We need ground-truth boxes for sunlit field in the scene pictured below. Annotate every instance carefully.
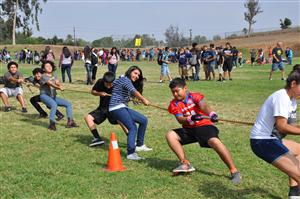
[1,58,299,198]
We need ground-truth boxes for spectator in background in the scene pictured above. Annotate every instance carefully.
[232,47,239,68]
[268,46,273,64]
[189,43,201,81]
[222,42,234,80]
[91,48,99,83]
[59,46,74,83]
[250,49,256,66]
[269,42,285,81]
[285,47,293,65]
[108,47,120,74]
[83,45,93,85]
[42,46,55,63]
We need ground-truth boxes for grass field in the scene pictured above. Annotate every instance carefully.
[0,58,300,199]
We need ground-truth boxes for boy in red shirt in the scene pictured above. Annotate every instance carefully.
[166,78,241,184]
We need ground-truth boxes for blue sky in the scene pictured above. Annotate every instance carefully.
[31,0,300,42]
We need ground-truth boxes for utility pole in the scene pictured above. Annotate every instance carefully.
[73,26,76,46]
[189,29,192,47]
[12,0,19,45]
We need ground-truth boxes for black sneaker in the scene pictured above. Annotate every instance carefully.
[289,186,300,199]
[4,106,11,112]
[48,122,56,131]
[66,119,79,128]
[56,113,64,121]
[21,107,28,113]
[89,138,105,147]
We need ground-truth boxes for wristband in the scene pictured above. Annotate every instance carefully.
[209,111,216,118]
[186,115,193,125]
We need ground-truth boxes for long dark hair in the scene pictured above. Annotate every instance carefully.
[125,65,144,93]
[110,47,118,56]
[62,46,71,58]
[285,64,300,89]
[84,45,91,60]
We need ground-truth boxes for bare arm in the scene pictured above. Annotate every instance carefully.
[132,91,150,105]
[46,80,63,90]
[275,116,300,135]
[91,90,109,97]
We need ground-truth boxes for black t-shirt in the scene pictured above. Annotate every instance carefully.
[92,79,113,109]
[272,47,283,63]
[223,48,233,62]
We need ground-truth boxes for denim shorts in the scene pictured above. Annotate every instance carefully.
[250,139,289,164]
[161,64,170,75]
[271,62,284,71]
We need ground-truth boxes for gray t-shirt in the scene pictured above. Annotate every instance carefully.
[4,71,23,88]
[39,74,58,98]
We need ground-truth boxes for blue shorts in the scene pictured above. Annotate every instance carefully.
[161,64,170,76]
[272,62,284,71]
[250,139,289,164]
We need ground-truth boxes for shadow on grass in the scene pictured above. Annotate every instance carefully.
[0,106,17,111]
[71,134,127,152]
[142,158,179,172]
[198,181,282,199]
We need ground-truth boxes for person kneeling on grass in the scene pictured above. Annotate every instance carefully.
[25,68,64,119]
[84,71,128,147]
[0,61,27,112]
[39,61,78,131]
[166,78,241,184]
[109,66,152,161]
[250,67,300,199]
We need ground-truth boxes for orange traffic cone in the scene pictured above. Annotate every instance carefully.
[104,132,126,172]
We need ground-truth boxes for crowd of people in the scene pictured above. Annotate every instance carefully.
[0,41,299,198]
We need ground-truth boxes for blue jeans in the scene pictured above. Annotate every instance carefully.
[61,64,72,83]
[85,63,93,85]
[110,107,148,155]
[194,64,200,80]
[108,63,118,74]
[40,94,73,122]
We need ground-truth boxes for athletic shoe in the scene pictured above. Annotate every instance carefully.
[230,172,242,185]
[89,138,105,147]
[127,153,145,160]
[136,145,153,152]
[289,186,300,199]
[289,195,300,199]
[48,122,56,131]
[159,80,163,83]
[4,106,11,112]
[66,120,79,128]
[21,107,28,113]
[269,78,272,80]
[172,163,195,173]
[282,77,286,81]
[56,113,64,121]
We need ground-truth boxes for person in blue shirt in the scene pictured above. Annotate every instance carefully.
[109,66,152,161]
[285,47,293,65]
[178,48,191,80]
[159,47,173,83]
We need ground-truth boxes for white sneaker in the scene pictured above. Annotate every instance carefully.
[136,145,153,152]
[127,153,145,160]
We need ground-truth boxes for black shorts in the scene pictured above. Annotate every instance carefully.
[222,61,233,72]
[174,125,219,148]
[89,108,118,125]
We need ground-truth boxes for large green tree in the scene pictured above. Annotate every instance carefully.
[244,0,263,37]
[1,0,47,45]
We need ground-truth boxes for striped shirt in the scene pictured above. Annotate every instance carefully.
[109,76,137,111]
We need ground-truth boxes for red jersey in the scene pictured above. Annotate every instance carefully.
[168,92,213,128]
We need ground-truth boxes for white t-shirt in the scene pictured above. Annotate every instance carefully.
[250,89,297,139]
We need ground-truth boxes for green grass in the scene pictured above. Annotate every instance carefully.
[0,58,300,199]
